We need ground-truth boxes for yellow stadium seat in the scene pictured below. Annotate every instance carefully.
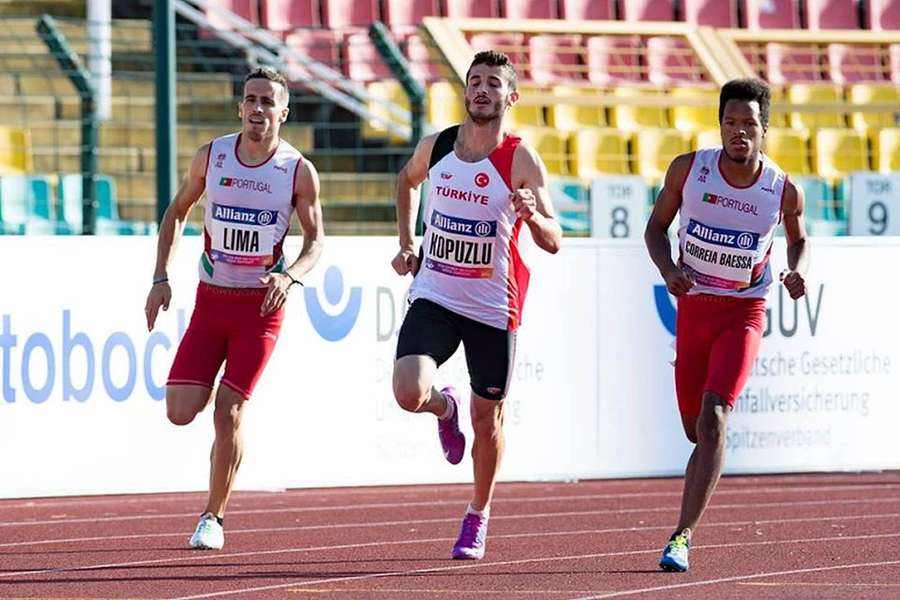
[764,127,811,176]
[694,128,721,150]
[427,80,465,130]
[848,84,899,131]
[871,127,900,173]
[633,128,691,183]
[611,87,668,133]
[362,80,410,143]
[516,126,569,176]
[812,128,868,183]
[768,86,788,128]
[0,126,31,174]
[547,85,606,132]
[508,84,546,129]
[670,87,719,132]
[787,83,844,130]
[570,128,630,178]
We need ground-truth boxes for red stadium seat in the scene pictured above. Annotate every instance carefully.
[383,0,440,36]
[587,36,642,85]
[890,44,900,84]
[204,0,259,32]
[322,0,377,30]
[620,0,675,21]
[827,43,887,84]
[284,29,340,79]
[344,32,392,82]
[560,0,615,20]
[444,0,500,18]
[259,0,318,32]
[867,0,900,29]
[647,36,704,86]
[682,0,737,27]
[804,0,859,29]
[742,0,799,29]
[469,32,527,67]
[503,0,558,19]
[528,34,584,85]
[405,33,443,82]
[766,42,822,85]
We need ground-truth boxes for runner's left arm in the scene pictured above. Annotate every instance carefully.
[511,142,561,254]
[780,179,809,299]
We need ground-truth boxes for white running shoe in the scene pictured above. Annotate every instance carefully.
[189,512,224,550]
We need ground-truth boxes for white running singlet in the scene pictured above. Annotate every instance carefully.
[200,133,302,288]
[678,147,786,298]
[409,126,530,330]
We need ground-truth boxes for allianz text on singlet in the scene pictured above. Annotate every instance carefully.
[409,127,530,330]
[678,147,786,298]
[201,133,302,288]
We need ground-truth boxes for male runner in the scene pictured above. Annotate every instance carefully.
[390,50,561,560]
[644,78,809,572]
[144,67,324,550]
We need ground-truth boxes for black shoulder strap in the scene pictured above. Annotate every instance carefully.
[428,125,459,170]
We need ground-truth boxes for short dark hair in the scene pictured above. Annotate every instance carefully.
[465,50,517,90]
[719,78,770,126]
[244,67,289,103]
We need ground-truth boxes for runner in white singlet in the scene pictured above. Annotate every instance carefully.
[390,51,562,560]
[143,68,324,551]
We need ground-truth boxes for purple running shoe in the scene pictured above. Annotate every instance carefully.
[451,511,489,559]
[438,386,465,465]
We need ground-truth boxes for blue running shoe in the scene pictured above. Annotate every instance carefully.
[659,529,690,572]
[437,386,465,465]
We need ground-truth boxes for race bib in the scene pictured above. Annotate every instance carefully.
[425,209,495,278]
[208,202,277,266]
[681,218,759,289]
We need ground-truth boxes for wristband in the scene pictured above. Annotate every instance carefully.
[152,276,168,285]
[285,272,303,287]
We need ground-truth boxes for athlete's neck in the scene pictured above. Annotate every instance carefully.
[455,118,505,162]
[719,150,762,187]
[237,132,279,166]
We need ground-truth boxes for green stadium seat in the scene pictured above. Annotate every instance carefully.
[57,174,155,235]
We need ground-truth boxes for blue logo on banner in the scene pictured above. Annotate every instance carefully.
[653,285,677,336]
[212,202,275,226]
[431,209,496,237]
[687,219,759,250]
[304,266,362,342]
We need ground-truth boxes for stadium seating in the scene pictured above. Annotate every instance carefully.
[469,32,527,68]
[205,0,259,30]
[890,44,900,84]
[0,126,31,174]
[503,0,558,19]
[804,0,859,30]
[516,126,569,175]
[827,43,887,85]
[405,34,445,82]
[570,128,630,177]
[646,36,704,86]
[560,0,615,20]
[694,128,722,150]
[283,29,341,79]
[382,0,440,36]
[871,127,900,172]
[611,87,668,132]
[427,80,465,129]
[344,33,393,82]
[682,0,737,27]
[0,175,55,234]
[633,128,691,183]
[813,128,868,183]
[362,80,410,142]
[766,43,822,85]
[742,0,799,28]
[787,83,845,129]
[528,34,584,85]
[764,127,811,176]
[322,0,377,30]
[508,84,547,128]
[444,0,500,18]
[547,86,606,131]
[867,0,900,30]
[57,174,154,235]
[847,84,898,130]
[620,0,675,21]
[586,35,641,86]
[670,87,719,132]
[260,0,318,31]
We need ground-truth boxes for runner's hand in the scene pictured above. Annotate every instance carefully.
[392,248,419,276]
[259,273,292,316]
[511,188,538,222]
[780,270,807,299]
[144,281,171,331]
[663,267,695,297]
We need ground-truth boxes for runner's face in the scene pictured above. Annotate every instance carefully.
[239,78,288,142]
[720,99,766,163]
[464,64,517,124]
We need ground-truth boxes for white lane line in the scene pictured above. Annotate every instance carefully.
[571,559,900,599]
[1,507,897,550]
[163,534,900,600]
[2,484,898,528]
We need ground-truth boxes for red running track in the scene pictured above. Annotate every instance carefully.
[0,472,898,599]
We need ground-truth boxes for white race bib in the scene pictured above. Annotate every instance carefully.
[209,202,276,266]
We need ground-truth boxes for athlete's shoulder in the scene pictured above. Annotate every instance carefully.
[668,151,697,176]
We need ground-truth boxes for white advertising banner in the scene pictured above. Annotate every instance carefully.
[0,236,898,498]
[848,172,900,236]
[590,175,648,239]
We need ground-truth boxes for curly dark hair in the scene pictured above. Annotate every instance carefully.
[719,78,770,126]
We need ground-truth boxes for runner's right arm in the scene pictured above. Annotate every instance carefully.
[144,144,210,331]
[644,153,695,297]
[392,134,437,276]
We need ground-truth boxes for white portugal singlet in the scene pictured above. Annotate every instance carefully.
[678,147,786,298]
[409,126,530,331]
[200,133,302,288]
